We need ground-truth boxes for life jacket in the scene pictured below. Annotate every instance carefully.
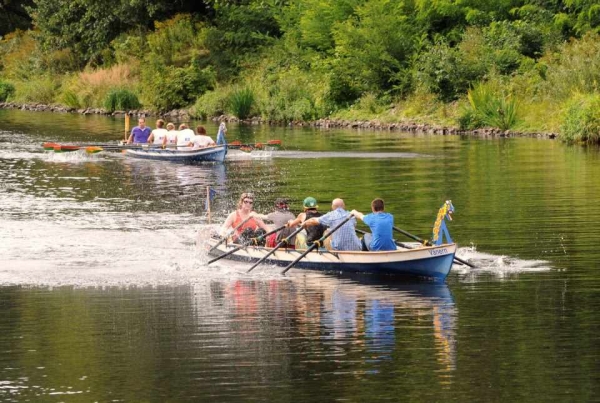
[232,211,259,240]
[305,209,325,244]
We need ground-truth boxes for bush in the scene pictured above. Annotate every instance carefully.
[560,93,600,143]
[104,88,141,112]
[0,80,15,101]
[13,76,60,104]
[141,62,216,111]
[228,87,255,119]
[189,88,230,119]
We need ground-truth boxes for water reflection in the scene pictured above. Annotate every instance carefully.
[194,274,457,381]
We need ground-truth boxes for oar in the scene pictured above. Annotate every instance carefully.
[228,139,282,149]
[281,214,354,275]
[247,226,305,273]
[393,226,474,268]
[207,224,287,265]
[208,215,254,255]
[355,228,415,250]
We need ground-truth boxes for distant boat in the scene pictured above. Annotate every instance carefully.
[206,238,457,281]
[124,145,227,163]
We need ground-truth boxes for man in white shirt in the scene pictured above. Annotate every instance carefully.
[188,125,216,149]
[176,123,196,146]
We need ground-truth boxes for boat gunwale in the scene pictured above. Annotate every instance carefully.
[209,237,456,257]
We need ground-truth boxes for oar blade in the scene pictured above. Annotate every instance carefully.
[85,146,104,154]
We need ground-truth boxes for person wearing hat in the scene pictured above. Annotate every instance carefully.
[286,197,326,249]
[252,198,296,247]
[303,198,361,251]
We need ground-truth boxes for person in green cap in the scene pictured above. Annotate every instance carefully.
[286,196,325,249]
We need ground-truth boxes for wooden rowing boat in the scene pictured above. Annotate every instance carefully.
[206,237,457,281]
[124,145,227,163]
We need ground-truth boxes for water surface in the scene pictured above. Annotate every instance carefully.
[0,110,599,401]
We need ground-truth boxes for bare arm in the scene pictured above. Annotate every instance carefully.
[251,211,269,221]
[303,217,320,227]
[286,212,306,228]
[219,212,236,237]
[350,209,364,221]
[255,217,270,232]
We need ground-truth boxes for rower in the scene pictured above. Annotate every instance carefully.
[351,198,396,251]
[176,123,195,147]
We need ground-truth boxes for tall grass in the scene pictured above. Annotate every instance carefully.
[463,82,519,130]
[560,93,600,143]
[62,64,138,109]
[104,88,141,112]
[13,76,60,104]
[228,87,255,119]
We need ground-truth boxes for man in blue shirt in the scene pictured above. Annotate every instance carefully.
[303,198,361,251]
[351,198,396,251]
[127,117,152,144]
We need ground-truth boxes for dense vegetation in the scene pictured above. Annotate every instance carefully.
[1,0,600,143]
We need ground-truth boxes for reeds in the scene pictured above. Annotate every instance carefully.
[465,82,519,130]
[228,87,255,119]
[104,88,141,112]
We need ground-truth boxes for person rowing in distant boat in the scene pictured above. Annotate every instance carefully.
[303,198,361,251]
[252,198,296,248]
[177,123,195,147]
[351,198,396,251]
[216,122,227,145]
[285,197,326,249]
[220,192,270,245]
[188,125,216,149]
[126,117,152,144]
[148,119,168,147]
[165,122,178,146]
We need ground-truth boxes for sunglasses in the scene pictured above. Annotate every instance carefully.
[243,200,254,204]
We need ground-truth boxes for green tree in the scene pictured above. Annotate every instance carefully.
[27,0,207,64]
[0,0,33,36]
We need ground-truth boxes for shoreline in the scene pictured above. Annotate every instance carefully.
[0,101,558,140]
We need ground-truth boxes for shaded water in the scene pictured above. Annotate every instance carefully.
[0,110,599,401]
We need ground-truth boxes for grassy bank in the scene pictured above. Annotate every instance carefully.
[2,2,600,144]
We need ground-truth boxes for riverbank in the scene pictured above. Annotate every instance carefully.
[0,101,558,140]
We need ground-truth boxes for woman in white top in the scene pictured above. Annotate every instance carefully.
[148,119,168,146]
[177,123,196,147]
[165,122,178,146]
[188,125,216,149]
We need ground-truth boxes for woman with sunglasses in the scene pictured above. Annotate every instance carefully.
[220,193,269,244]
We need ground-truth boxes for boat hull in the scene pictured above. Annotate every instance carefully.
[207,238,456,281]
[125,145,227,163]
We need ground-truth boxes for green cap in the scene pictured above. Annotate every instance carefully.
[303,197,318,209]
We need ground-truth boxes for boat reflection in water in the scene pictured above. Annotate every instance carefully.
[192,272,457,385]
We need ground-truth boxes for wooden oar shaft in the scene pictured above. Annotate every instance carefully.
[207,223,287,266]
[247,226,304,273]
[281,214,354,275]
[207,244,246,265]
[355,228,414,250]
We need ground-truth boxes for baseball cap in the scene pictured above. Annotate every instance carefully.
[303,197,318,209]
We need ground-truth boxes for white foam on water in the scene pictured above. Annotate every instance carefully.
[226,149,273,160]
[452,245,553,280]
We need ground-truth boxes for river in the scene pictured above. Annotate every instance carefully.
[0,109,599,402]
